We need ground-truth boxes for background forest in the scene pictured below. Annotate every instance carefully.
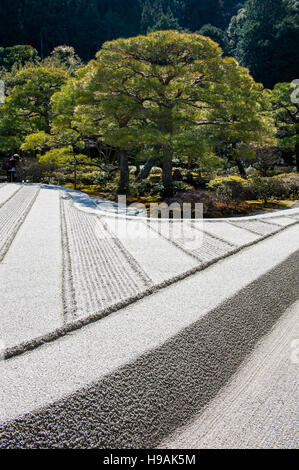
[0,1,299,217]
[1,0,298,87]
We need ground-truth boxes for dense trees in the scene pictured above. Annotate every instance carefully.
[0,1,298,89]
[182,0,225,30]
[231,0,299,88]
[0,0,142,59]
[0,2,298,191]
[0,45,39,69]
[271,82,299,171]
[15,31,276,195]
[1,1,297,89]
[0,67,68,153]
[0,1,241,60]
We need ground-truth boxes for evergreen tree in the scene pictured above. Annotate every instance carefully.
[234,0,299,88]
[150,5,180,31]
[141,0,180,33]
[199,24,230,54]
[182,0,225,30]
[141,0,155,33]
[223,1,245,25]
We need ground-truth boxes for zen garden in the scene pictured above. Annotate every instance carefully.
[0,0,298,453]
[0,8,298,219]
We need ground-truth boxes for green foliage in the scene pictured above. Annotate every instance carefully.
[247,175,284,203]
[0,66,69,154]
[271,82,299,171]
[42,46,83,74]
[232,0,299,87]
[207,172,299,203]
[0,45,39,69]
[1,1,297,91]
[172,181,191,192]
[207,175,247,191]
[39,147,88,168]
[207,175,250,202]
[199,24,230,54]
[78,30,274,194]
[92,171,111,186]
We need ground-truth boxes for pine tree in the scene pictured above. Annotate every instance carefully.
[235,0,299,87]
[182,0,225,30]
[150,5,180,31]
[141,0,155,33]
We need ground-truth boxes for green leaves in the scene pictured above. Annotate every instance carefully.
[0,66,69,153]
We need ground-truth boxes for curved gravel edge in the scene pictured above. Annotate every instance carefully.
[1,250,298,448]
[3,214,299,361]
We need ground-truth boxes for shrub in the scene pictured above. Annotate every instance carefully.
[274,174,299,198]
[207,176,251,203]
[92,171,111,186]
[172,181,191,193]
[77,172,97,185]
[150,167,162,175]
[254,147,281,176]
[165,190,215,206]
[207,175,247,191]
[286,177,299,198]
[16,159,54,183]
[129,181,152,197]
[248,174,299,201]
[165,191,215,215]
[151,183,165,196]
[246,166,260,177]
[248,176,277,203]
[105,182,119,193]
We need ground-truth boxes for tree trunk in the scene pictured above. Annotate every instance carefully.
[137,157,156,180]
[162,147,173,197]
[235,159,247,179]
[74,161,77,190]
[296,126,299,172]
[119,150,129,194]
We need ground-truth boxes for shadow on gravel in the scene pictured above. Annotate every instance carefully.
[1,250,299,449]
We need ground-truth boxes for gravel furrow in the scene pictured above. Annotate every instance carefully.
[0,185,22,209]
[228,219,281,236]
[191,233,235,262]
[190,222,237,248]
[266,216,298,227]
[148,220,235,263]
[60,194,77,323]
[0,186,40,262]
[145,220,204,262]
[62,196,152,319]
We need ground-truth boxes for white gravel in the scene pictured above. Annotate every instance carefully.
[161,300,299,449]
[0,187,63,349]
[0,183,20,207]
[0,183,298,448]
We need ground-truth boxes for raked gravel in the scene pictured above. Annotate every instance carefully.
[0,183,298,448]
[161,299,299,449]
[0,187,63,349]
